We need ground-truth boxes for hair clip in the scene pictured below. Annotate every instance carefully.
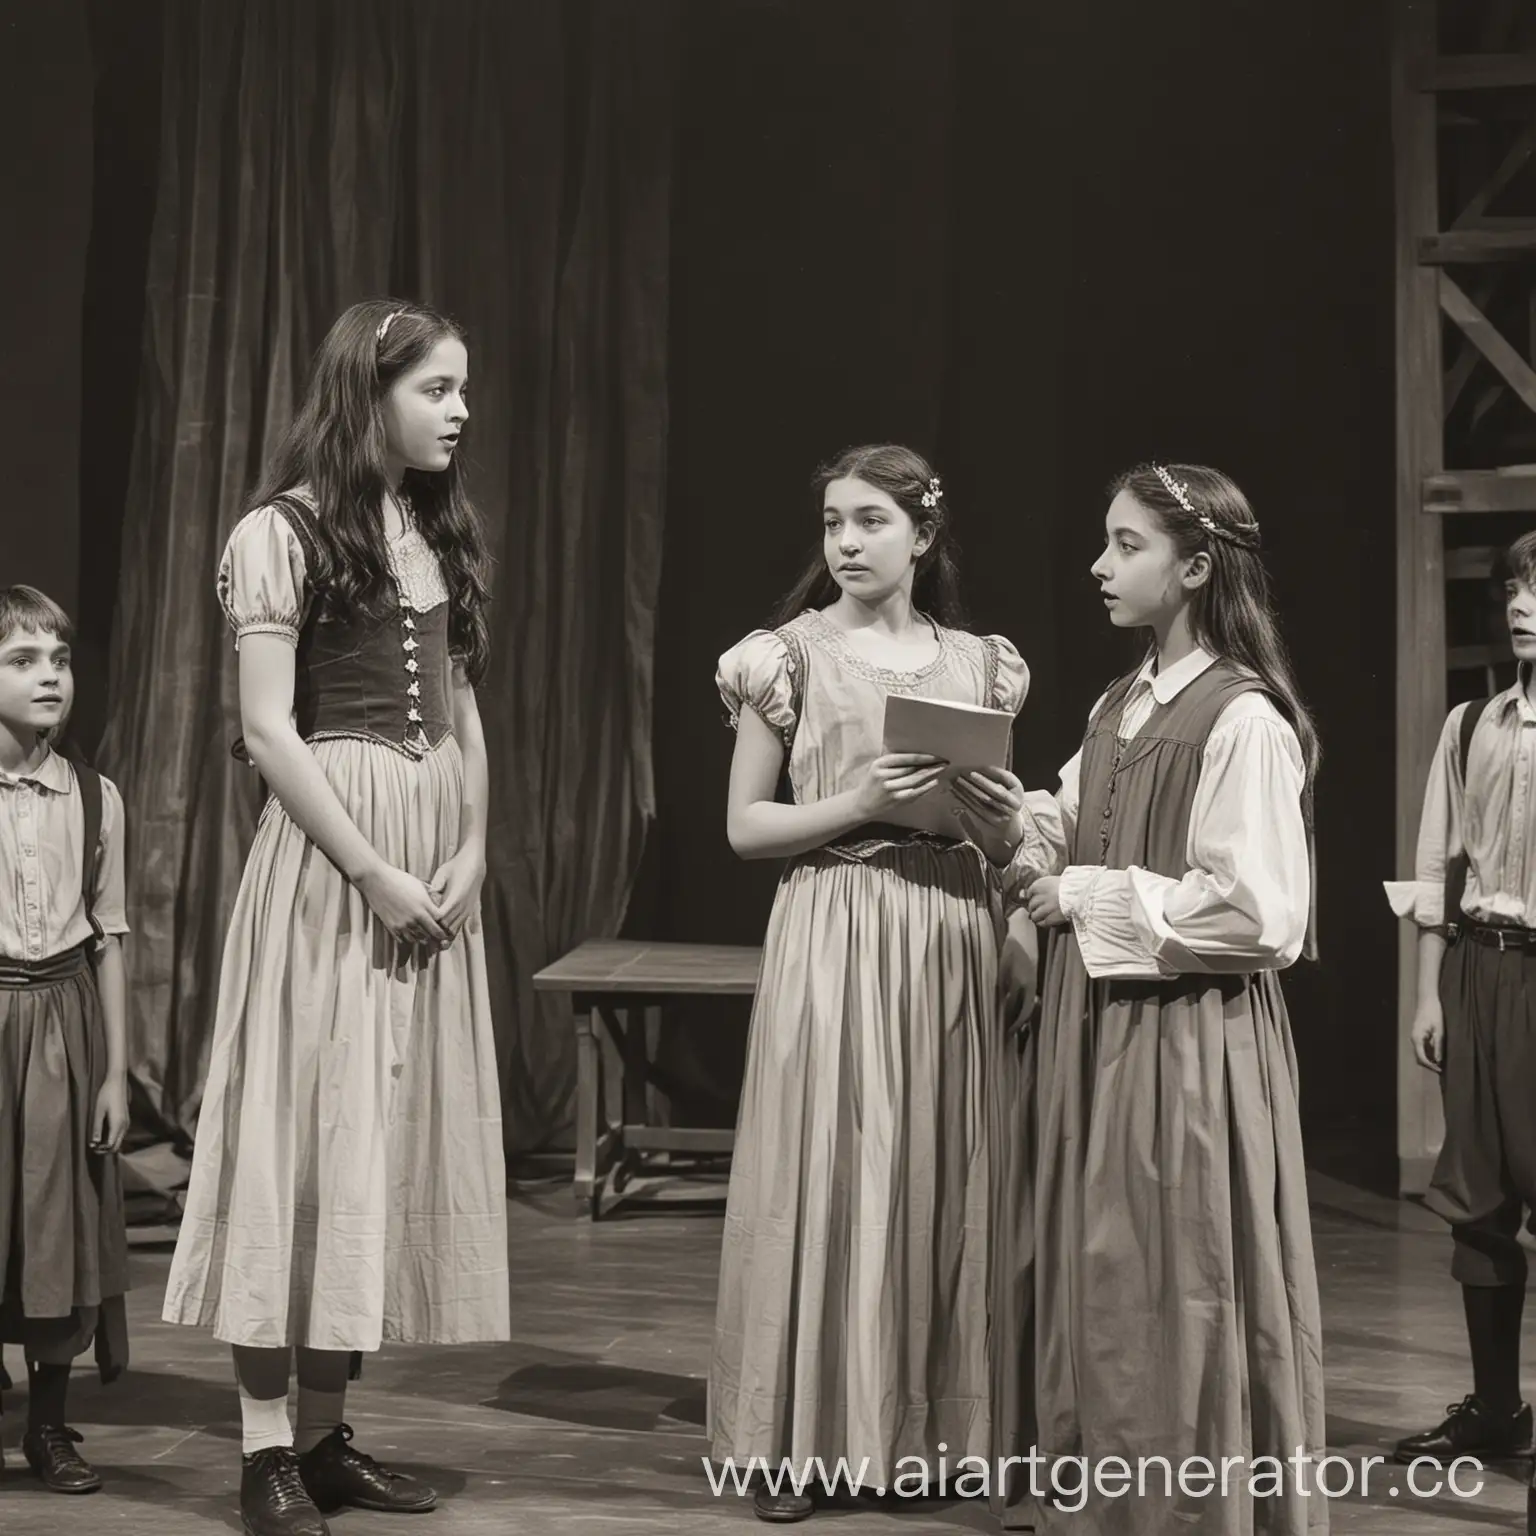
[376,309,405,344]
[920,476,943,510]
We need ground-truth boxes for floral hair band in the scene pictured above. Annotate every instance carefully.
[1151,462,1259,545]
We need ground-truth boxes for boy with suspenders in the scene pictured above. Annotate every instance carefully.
[1387,532,1536,1515]
[0,586,131,1494]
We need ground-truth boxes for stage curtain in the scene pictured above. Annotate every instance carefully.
[96,0,677,1162]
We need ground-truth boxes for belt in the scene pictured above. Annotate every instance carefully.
[829,821,960,848]
[0,942,92,991]
[1460,922,1536,954]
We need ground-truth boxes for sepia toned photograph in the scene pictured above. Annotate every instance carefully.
[2,1,1536,1532]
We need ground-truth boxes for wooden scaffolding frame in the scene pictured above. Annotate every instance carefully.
[1394,0,1536,1192]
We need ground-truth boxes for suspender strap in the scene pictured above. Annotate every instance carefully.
[1443,696,1491,942]
[74,760,105,946]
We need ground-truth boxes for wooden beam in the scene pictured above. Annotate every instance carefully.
[1420,227,1536,263]
[1394,0,1446,1199]
[1445,546,1495,579]
[1443,101,1536,127]
[1445,545,1497,580]
[623,1127,734,1153]
[1423,467,1536,513]
[1424,54,1536,90]
[1444,273,1500,414]
[1438,273,1536,415]
[1446,345,1482,415]
[1451,116,1536,229]
[1448,644,1501,670]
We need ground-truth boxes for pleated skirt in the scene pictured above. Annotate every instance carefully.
[708,838,1020,1488]
[162,735,509,1352]
[992,928,1327,1535]
[0,959,130,1377]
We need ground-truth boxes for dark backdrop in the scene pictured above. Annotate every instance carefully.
[632,0,1397,1180]
[6,0,1396,1173]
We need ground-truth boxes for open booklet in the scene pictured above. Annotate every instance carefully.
[877,693,1014,835]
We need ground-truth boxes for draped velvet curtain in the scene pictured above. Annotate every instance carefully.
[98,0,677,1158]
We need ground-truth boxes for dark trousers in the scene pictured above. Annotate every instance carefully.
[1429,932,1536,1287]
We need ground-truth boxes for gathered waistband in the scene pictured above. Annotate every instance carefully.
[827,821,964,850]
[0,942,92,991]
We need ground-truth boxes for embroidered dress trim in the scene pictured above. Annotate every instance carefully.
[799,609,953,689]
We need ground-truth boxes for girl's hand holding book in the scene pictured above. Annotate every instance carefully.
[952,767,1026,864]
[853,753,948,820]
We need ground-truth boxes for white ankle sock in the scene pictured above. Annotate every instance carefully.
[294,1386,347,1455]
[239,1386,293,1455]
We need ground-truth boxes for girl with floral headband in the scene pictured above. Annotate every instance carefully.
[708,443,1033,1521]
[161,299,507,1536]
[958,462,1326,1534]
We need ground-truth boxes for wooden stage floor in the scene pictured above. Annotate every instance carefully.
[0,1164,1531,1534]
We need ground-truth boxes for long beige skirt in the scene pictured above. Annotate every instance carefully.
[162,735,509,1352]
[708,838,1019,1489]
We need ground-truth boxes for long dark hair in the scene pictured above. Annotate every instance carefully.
[248,298,493,685]
[768,443,967,629]
[1112,462,1321,792]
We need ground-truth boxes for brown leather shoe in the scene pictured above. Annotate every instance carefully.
[240,1447,331,1536]
[298,1424,436,1514]
[21,1425,102,1494]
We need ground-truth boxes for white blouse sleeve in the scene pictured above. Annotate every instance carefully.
[1382,704,1463,930]
[1059,692,1310,979]
[999,694,1103,909]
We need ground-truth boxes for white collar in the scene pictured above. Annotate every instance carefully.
[1129,645,1218,705]
[0,746,74,793]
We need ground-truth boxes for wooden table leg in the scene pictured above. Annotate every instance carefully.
[600,1002,642,1196]
[573,1000,602,1218]
[623,1003,650,1126]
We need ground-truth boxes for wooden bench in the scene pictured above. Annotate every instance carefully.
[532,939,762,1217]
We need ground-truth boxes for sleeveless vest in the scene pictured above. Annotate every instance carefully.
[232,494,454,763]
[1075,661,1267,875]
[1073,657,1321,963]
